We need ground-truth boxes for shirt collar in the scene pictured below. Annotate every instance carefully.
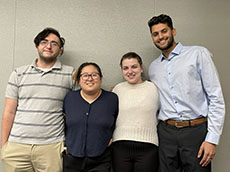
[30,58,62,71]
[160,42,183,61]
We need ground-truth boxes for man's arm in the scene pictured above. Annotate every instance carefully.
[1,98,18,146]
[197,47,225,166]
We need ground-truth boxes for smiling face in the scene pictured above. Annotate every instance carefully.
[151,23,176,53]
[79,65,102,95]
[121,58,143,85]
[36,33,62,64]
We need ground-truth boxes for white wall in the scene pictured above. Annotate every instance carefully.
[0,0,229,171]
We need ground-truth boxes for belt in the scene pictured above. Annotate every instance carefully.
[164,117,207,128]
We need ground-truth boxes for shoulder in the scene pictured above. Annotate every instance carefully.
[112,82,129,94]
[60,64,75,73]
[13,64,31,75]
[149,56,161,66]
[182,45,211,55]
[101,89,118,100]
[148,56,162,75]
[113,81,127,89]
[64,90,80,100]
[180,45,213,64]
[144,80,158,89]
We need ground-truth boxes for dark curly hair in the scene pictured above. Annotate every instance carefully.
[148,14,173,33]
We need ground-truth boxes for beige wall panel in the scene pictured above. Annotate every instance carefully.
[0,0,16,170]
[0,1,16,123]
[0,0,15,106]
[13,0,156,89]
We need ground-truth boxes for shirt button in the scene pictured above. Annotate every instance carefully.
[86,112,89,115]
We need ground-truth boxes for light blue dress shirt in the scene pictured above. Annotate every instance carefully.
[148,43,225,145]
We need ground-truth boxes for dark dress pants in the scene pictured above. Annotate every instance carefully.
[158,121,211,172]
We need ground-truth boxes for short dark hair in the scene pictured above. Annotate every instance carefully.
[120,52,143,67]
[34,27,65,54]
[73,62,103,85]
[148,14,173,32]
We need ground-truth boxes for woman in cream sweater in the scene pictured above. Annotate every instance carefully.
[112,52,159,172]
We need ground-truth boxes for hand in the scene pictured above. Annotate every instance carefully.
[197,141,216,167]
[1,140,7,147]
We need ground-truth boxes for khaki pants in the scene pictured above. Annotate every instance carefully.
[1,141,64,172]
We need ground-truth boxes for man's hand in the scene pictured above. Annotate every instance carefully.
[197,141,216,167]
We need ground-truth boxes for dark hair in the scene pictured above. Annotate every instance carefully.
[148,14,173,32]
[34,27,65,54]
[73,62,103,85]
[120,52,143,67]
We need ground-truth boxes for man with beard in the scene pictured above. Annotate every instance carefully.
[1,28,74,172]
[147,14,225,172]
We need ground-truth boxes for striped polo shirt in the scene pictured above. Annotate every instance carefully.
[6,59,74,144]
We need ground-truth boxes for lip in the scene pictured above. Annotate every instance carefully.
[158,38,168,44]
[159,40,166,45]
[85,82,95,86]
[127,73,136,79]
[43,50,52,53]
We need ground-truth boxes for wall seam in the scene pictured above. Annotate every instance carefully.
[12,0,17,70]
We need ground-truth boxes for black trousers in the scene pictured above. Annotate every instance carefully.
[158,121,211,172]
[112,140,159,172]
[63,147,111,172]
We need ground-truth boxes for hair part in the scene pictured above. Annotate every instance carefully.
[148,14,173,33]
[73,62,103,85]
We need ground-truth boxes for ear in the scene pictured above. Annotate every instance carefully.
[172,28,176,37]
[141,64,144,72]
[59,47,63,55]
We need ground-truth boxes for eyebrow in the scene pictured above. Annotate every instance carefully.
[43,39,59,44]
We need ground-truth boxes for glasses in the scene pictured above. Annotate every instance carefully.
[40,40,60,48]
[80,72,100,80]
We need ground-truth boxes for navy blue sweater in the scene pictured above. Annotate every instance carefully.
[63,89,118,157]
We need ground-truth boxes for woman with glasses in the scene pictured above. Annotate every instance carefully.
[63,62,118,172]
[112,52,159,172]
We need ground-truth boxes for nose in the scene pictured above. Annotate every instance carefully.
[128,68,132,74]
[158,32,164,39]
[46,43,52,48]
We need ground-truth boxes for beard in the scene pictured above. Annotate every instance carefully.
[155,34,175,51]
[39,55,57,63]
[38,51,59,63]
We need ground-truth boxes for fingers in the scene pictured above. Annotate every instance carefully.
[200,153,213,167]
[198,142,216,167]
[197,143,204,158]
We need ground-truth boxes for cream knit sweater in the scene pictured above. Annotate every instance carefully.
[112,81,159,146]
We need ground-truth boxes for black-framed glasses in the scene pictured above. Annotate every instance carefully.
[80,72,100,80]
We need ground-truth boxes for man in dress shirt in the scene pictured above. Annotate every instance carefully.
[147,14,225,172]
